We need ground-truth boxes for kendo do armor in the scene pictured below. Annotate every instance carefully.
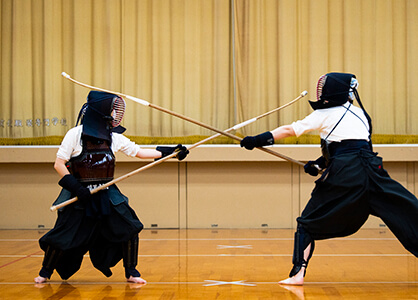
[67,91,126,184]
[66,138,115,184]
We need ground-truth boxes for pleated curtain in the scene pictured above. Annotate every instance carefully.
[1,0,417,144]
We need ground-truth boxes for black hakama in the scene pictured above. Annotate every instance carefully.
[298,148,418,257]
[39,185,143,280]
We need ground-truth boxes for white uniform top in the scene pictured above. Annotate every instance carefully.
[57,125,142,161]
[291,102,370,142]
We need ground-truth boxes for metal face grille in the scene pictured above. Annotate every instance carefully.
[111,96,126,127]
[316,74,327,101]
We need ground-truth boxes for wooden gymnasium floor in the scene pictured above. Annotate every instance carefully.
[0,228,417,299]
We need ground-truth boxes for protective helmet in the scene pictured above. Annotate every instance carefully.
[77,91,126,141]
[309,72,357,110]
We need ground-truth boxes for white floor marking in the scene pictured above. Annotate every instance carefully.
[217,245,253,249]
[203,280,256,286]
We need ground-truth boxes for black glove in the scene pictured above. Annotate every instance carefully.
[156,144,189,161]
[58,174,91,202]
[174,144,189,161]
[304,156,326,176]
[240,131,274,150]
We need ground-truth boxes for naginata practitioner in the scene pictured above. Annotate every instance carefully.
[240,72,418,285]
[34,91,189,284]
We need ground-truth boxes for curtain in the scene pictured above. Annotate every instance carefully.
[233,0,418,140]
[1,0,417,144]
[121,0,232,138]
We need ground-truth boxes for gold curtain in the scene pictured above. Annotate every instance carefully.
[0,0,233,144]
[233,0,418,140]
[121,0,232,138]
[1,0,417,145]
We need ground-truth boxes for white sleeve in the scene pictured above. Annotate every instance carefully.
[291,111,324,137]
[112,133,142,157]
[56,127,81,161]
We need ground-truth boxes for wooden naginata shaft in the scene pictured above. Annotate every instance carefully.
[61,72,307,166]
[50,87,306,212]
[50,134,209,212]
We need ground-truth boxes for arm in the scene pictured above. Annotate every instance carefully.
[54,157,91,201]
[241,110,322,150]
[240,124,296,150]
[54,157,70,178]
[153,144,189,161]
[271,124,325,176]
[271,125,296,140]
[135,146,188,161]
[114,133,188,161]
[135,148,163,159]
[53,127,91,201]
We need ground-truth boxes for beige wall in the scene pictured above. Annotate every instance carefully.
[0,145,417,230]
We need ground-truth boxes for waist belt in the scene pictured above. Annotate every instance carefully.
[328,139,371,157]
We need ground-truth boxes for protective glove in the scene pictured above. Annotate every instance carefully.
[240,131,274,150]
[58,174,91,202]
[304,156,326,176]
[156,144,189,161]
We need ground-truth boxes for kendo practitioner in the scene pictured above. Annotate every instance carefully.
[240,72,418,285]
[34,91,189,284]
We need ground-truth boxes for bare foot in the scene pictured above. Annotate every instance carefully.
[280,284,305,300]
[127,276,147,284]
[278,268,305,286]
[128,283,146,289]
[34,276,48,284]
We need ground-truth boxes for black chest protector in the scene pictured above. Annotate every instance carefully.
[66,136,115,184]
